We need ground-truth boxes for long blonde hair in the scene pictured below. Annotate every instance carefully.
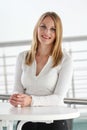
[25,11,63,67]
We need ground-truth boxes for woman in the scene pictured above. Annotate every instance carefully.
[10,11,73,130]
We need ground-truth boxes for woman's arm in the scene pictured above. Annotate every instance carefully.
[13,52,25,93]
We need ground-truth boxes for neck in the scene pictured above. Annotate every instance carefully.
[37,44,52,57]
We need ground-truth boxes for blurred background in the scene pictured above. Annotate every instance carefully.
[0,0,87,130]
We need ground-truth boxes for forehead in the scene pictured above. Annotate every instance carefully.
[41,16,55,26]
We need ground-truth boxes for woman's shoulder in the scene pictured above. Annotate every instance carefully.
[62,49,72,60]
[61,49,73,66]
[17,50,28,58]
[18,50,28,56]
[16,50,29,64]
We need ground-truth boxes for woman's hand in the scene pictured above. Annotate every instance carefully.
[9,93,32,107]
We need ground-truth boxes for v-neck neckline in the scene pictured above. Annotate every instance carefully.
[34,56,51,78]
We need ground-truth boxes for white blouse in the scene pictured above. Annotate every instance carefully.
[13,50,73,106]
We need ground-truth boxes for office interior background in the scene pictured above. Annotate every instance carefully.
[0,0,87,130]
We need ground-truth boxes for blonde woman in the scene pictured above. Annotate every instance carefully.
[10,11,72,130]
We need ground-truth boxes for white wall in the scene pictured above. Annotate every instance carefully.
[0,0,87,42]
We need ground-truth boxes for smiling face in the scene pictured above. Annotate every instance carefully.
[37,16,56,47]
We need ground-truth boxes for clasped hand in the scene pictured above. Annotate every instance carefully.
[9,93,32,107]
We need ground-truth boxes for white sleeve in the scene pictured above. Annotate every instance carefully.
[31,55,73,106]
[31,94,63,106]
[13,52,24,93]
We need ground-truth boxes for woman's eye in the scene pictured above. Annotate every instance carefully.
[40,25,46,29]
[50,28,56,32]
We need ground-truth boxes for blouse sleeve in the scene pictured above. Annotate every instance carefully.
[31,54,73,106]
[13,52,25,93]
